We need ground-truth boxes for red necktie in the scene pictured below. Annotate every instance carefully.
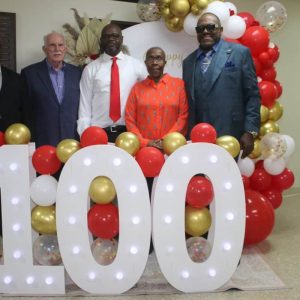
[109,57,121,122]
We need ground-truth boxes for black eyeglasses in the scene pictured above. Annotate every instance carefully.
[101,33,122,40]
[145,56,165,63]
[195,24,221,33]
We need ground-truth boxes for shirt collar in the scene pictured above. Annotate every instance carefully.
[102,51,125,62]
[46,59,65,72]
[196,39,222,59]
[145,73,170,86]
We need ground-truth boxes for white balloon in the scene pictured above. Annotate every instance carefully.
[223,15,246,39]
[224,2,237,15]
[183,13,198,36]
[204,1,230,25]
[263,157,286,175]
[237,157,255,177]
[281,135,295,158]
[30,175,58,206]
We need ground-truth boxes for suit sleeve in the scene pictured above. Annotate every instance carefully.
[242,48,261,133]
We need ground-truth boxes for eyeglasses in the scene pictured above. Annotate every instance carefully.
[101,33,122,40]
[145,56,165,63]
[195,24,221,33]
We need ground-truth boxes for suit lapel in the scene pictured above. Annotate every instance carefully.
[189,50,198,103]
[37,60,60,105]
[206,40,232,93]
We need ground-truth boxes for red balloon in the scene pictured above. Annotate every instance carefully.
[88,203,119,239]
[80,126,108,147]
[260,67,277,82]
[0,131,5,146]
[242,175,250,190]
[255,160,264,169]
[32,145,62,174]
[273,80,283,98]
[267,45,280,63]
[257,51,273,69]
[258,81,277,108]
[244,189,275,245]
[250,168,272,191]
[135,147,165,177]
[261,188,283,209]
[186,175,214,209]
[190,123,217,143]
[271,168,295,191]
[240,26,270,56]
[252,57,263,76]
[237,12,256,29]
[224,38,241,44]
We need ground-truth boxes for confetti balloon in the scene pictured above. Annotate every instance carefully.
[33,235,62,266]
[186,236,211,263]
[91,238,118,265]
[137,0,161,22]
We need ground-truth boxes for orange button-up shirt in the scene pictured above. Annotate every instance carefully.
[125,74,188,147]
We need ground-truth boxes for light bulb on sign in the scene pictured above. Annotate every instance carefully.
[113,158,121,166]
[223,242,232,251]
[3,276,12,285]
[83,158,92,166]
[69,185,78,194]
[209,155,218,163]
[115,272,124,280]
[9,163,18,171]
[45,277,54,285]
[181,156,190,164]
[226,212,235,221]
[26,276,35,285]
[166,184,174,192]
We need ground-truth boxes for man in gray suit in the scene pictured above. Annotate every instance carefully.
[183,13,260,158]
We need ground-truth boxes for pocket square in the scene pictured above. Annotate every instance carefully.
[225,61,235,68]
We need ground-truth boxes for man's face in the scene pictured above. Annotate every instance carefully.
[145,48,166,82]
[196,14,223,51]
[100,25,123,57]
[43,33,66,66]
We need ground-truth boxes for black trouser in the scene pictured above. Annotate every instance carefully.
[103,125,127,143]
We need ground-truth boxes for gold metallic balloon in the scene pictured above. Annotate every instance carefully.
[216,135,240,158]
[170,0,190,17]
[115,132,140,156]
[31,205,56,234]
[194,0,209,9]
[4,123,31,144]
[165,16,184,32]
[190,4,201,15]
[260,105,270,123]
[160,0,172,6]
[249,138,261,159]
[160,6,172,18]
[162,132,187,155]
[269,101,283,121]
[259,120,279,137]
[185,206,212,236]
[56,139,80,163]
[89,176,116,204]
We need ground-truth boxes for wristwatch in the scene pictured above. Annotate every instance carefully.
[247,131,258,138]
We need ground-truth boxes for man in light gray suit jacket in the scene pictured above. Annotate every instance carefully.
[183,13,260,158]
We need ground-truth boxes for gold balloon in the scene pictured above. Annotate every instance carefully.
[216,135,240,158]
[56,139,80,163]
[269,101,283,121]
[162,132,187,155]
[89,176,116,204]
[4,123,31,144]
[185,206,212,236]
[191,4,201,15]
[259,120,279,137]
[260,105,270,123]
[115,132,140,156]
[160,6,172,18]
[194,0,209,9]
[249,138,261,159]
[31,205,56,234]
[170,0,190,17]
[165,16,184,31]
[160,0,172,6]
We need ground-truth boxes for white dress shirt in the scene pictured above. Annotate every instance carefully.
[77,51,147,135]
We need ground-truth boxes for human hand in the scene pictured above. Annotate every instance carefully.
[148,139,163,150]
[239,132,254,158]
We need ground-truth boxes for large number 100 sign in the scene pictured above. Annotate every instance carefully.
[0,143,245,295]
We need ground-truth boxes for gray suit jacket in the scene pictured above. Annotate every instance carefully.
[183,39,260,139]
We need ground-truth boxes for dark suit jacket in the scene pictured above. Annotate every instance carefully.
[183,39,260,139]
[0,66,23,131]
[21,59,81,147]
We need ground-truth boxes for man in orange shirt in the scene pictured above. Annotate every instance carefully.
[125,47,188,149]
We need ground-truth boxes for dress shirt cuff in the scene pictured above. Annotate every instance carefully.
[77,118,91,136]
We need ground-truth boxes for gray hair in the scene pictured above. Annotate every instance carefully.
[43,31,66,46]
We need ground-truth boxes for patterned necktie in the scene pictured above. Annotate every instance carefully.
[109,57,121,122]
[200,50,213,74]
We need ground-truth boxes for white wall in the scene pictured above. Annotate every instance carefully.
[1,0,299,189]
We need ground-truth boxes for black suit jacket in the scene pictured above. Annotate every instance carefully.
[0,65,24,131]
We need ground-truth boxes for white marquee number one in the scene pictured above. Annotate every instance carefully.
[0,144,245,294]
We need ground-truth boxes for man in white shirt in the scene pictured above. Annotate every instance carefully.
[77,23,147,142]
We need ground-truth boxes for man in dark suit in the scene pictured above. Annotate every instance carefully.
[183,13,260,158]
[0,65,23,131]
[21,31,81,147]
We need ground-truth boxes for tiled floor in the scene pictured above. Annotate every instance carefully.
[1,193,299,300]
